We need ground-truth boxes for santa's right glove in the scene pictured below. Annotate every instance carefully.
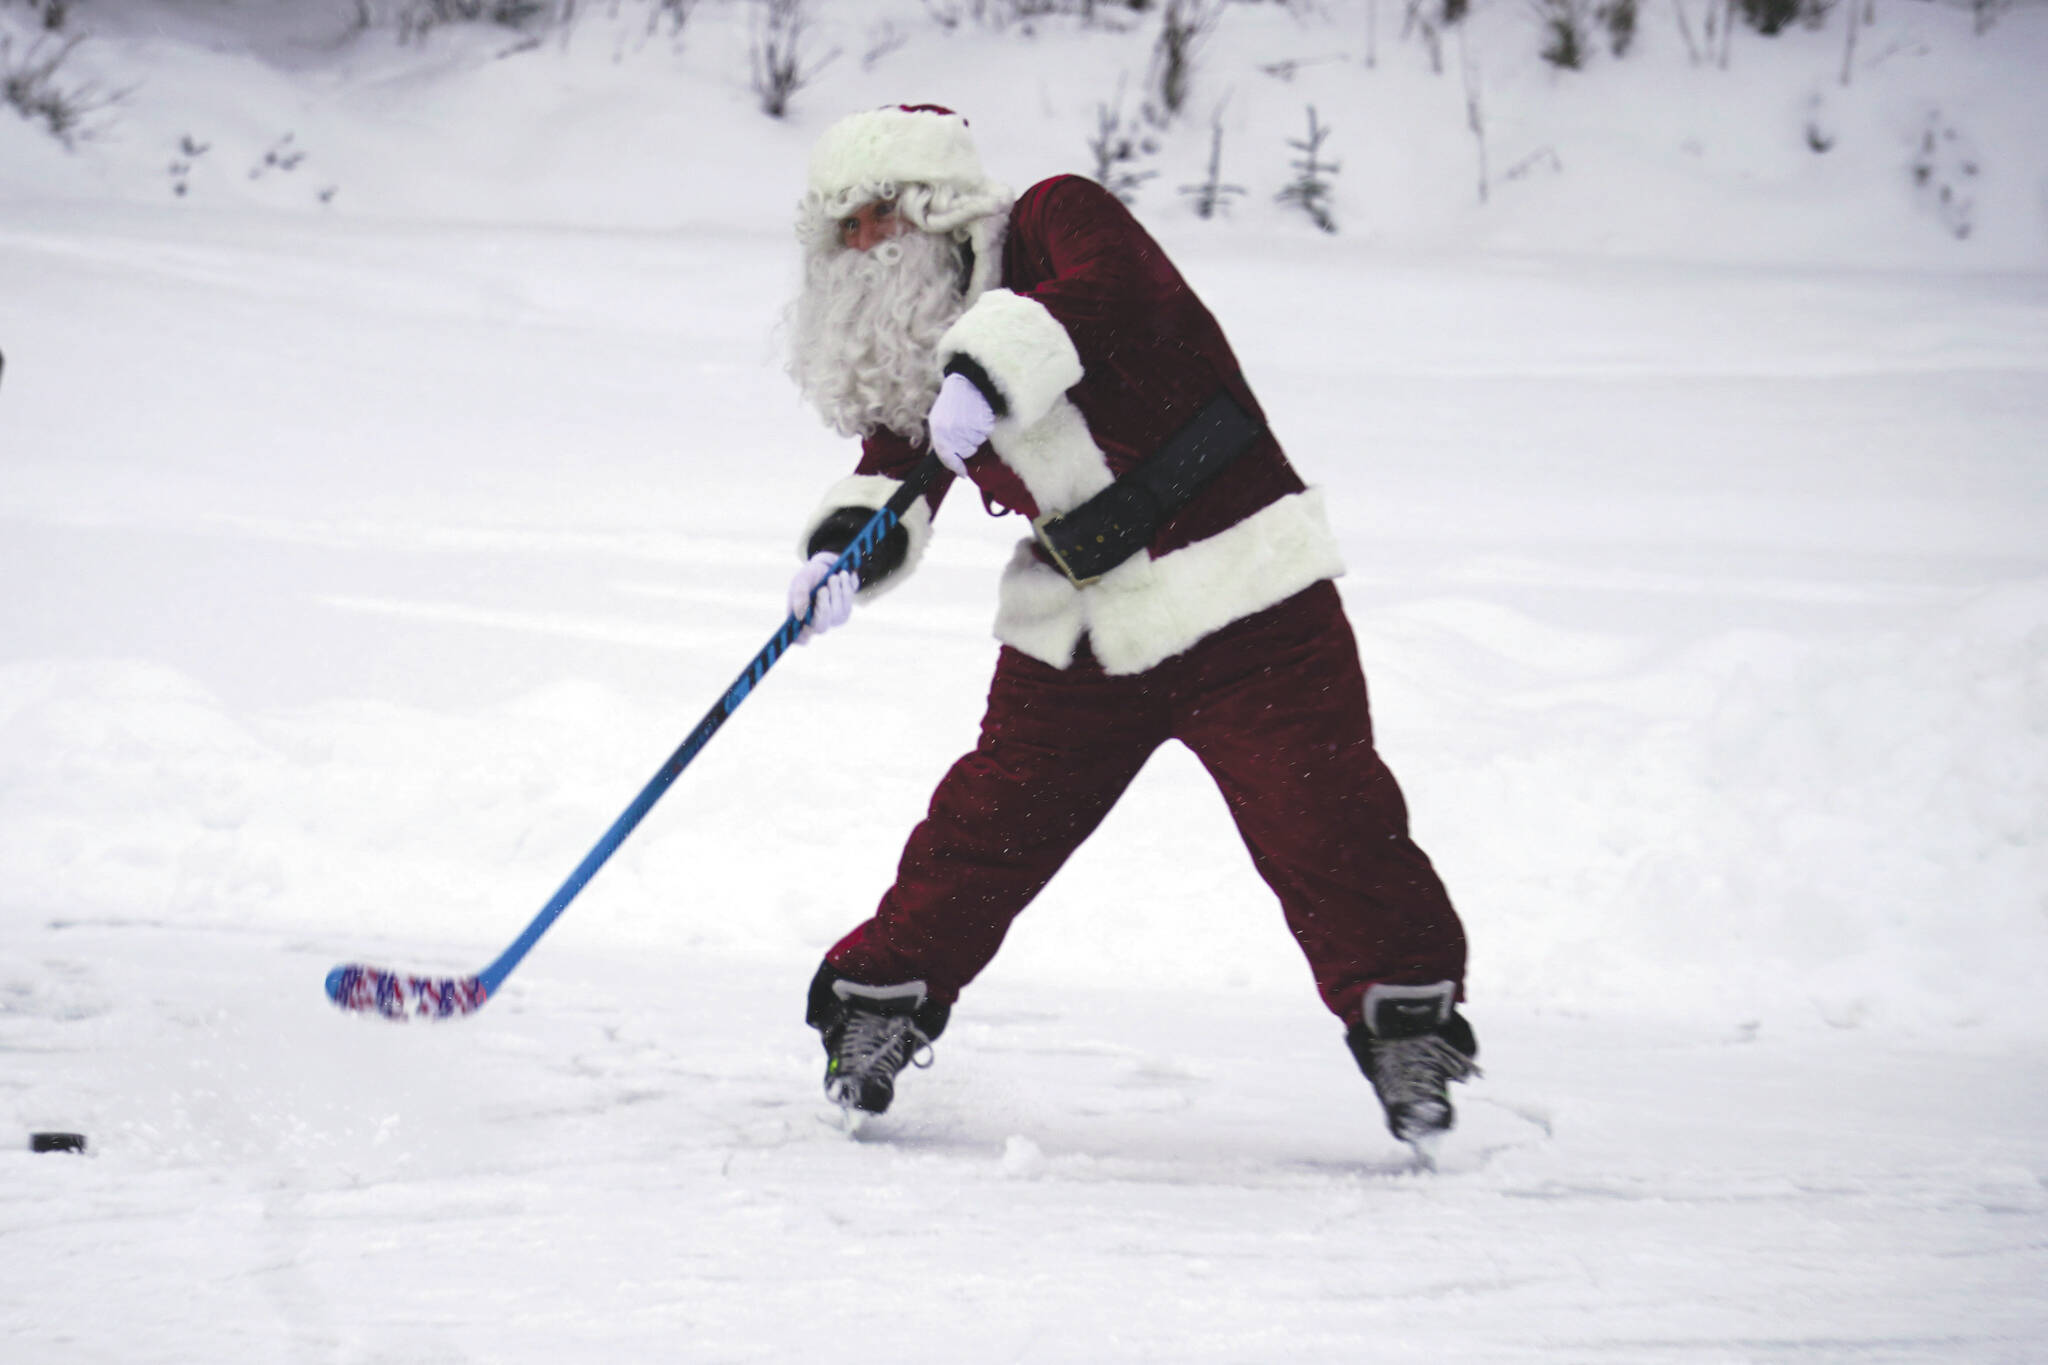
[925,371,996,478]
[788,551,857,644]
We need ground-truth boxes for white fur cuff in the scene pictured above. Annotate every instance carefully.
[796,473,936,600]
[938,289,1085,431]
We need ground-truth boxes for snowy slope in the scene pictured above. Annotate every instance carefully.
[2,2,2046,1360]
[7,0,2048,263]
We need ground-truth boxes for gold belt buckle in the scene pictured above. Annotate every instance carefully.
[1031,512,1103,588]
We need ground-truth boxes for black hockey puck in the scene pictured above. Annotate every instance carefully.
[30,1132,87,1154]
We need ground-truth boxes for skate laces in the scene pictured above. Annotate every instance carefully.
[1369,1032,1479,1107]
[834,1009,933,1082]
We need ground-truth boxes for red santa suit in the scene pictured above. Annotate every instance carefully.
[796,116,1465,1030]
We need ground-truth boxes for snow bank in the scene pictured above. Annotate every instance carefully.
[5,0,2046,267]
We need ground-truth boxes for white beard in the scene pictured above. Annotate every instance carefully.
[786,228,970,441]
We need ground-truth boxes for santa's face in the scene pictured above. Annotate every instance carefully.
[836,199,912,253]
[786,196,969,442]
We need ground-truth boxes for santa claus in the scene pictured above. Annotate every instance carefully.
[783,104,1476,1155]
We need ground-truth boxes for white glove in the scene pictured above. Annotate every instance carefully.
[788,551,857,644]
[925,371,996,478]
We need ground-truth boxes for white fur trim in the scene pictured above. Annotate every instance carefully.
[987,395,1115,518]
[992,489,1346,675]
[988,540,1090,669]
[938,289,1084,431]
[796,473,936,601]
[809,108,986,200]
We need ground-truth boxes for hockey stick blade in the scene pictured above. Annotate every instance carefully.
[320,454,947,1024]
[326,964,489,1021]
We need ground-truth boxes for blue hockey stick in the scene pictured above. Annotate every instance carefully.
[325,455,945,1021]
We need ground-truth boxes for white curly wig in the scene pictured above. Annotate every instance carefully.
[785,105,1013,440]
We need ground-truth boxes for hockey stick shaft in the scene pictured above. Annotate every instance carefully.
[325,455,945,1019]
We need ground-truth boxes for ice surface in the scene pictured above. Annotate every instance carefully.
[2,2,2044,1359]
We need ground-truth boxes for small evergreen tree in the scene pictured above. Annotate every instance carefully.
[1275,105,1338,233]
[1178,116,1245,219]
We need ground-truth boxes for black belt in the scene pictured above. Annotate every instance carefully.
[1031,390,1264,587]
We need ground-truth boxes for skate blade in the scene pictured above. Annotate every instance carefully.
[1404,1131,1444,1172]
[816,1101,869,1138]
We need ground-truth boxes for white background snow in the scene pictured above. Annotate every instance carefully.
[2,0,2045,1359]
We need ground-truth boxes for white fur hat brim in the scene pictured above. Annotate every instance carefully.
[808,105,987,199]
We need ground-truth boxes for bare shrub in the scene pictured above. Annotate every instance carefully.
[1532,0,1590,68]
[751,0,835,120]
[1736,0,1800,34]
[349,0,564,44]
[1971,0,2012,34]
[1735,0,1833,35]
[1598,0,1637,54]
[2,0,69,32]
[1458,24,1487,203]
[2,29,122,148]
[923,0,1120,27]
[1086,82,1160,203]
[1148,0,1223,120]
[646,0,696,38]
[1402,0,1467,75]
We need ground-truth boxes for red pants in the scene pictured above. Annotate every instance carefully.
[825,580,1466,1028]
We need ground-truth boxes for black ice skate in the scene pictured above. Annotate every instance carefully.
[1347,982,1480,1157]
[806,966,950,1117]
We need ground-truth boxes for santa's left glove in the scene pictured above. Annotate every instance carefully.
[789,551,856,644]
[925,371,996,478]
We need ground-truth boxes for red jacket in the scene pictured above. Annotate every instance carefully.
[800,175,1342,676]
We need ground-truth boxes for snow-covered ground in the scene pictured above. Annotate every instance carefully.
[3,2,2045,1360]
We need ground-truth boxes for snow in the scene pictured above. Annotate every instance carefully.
[3,0,2046,1359]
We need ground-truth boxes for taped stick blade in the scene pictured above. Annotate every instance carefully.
[325,964,489,1021]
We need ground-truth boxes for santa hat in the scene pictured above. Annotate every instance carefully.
[803,104,1010,234]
